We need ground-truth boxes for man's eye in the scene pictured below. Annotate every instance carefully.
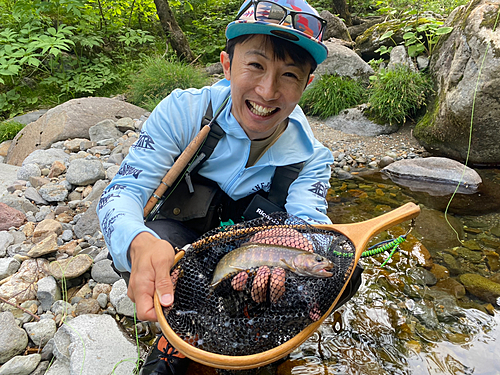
[284,72,298,79]
[250,62,263,69]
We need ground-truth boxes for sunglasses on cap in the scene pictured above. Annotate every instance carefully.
[236,0,327,40]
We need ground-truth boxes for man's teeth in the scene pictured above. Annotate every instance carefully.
[249,101,276,116]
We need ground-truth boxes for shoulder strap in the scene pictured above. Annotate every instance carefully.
[267,162,305,208]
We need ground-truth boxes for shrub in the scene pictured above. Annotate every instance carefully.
[368,66,432,125]
[299,75,367,119]
[127,56,211,111]
[0,121,25,143]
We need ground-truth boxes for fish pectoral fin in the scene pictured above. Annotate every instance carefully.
[280,258,296,272]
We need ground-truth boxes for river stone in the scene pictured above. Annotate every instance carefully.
[38,183,68,203]
[434,278,466,298]
[89,119,124,143]
[83,179,109,203]
[459,273,500,304]
[47,160,66,178]
[110,278,135,317]
[0,202,26,231]
[414,0,500,165]
[0,231,14,257]
[63,138,89,152]
[66,158,105,186]
[27,233,58,258]
[37,276,61,312]
[0,258,21,280]
[314,39,374,83]
[387,45,417,72]
[73,200,100,239]
[0,311,28,364]
[51,314,140,375]
[22,149,69,169]
[33,219,63,243]
[24,319,57,346]
[30,360,50,375]
[381,157,482,195]
[91,259,121,285]
[106,165,120,180]
[17,163,41,181]
[0,353,41,375]
[48,254,93,280]
[5,97,147,166]
[75,298,101,315]
[24,186,48,205]
[0,259,50,304]
[0,194,38,214]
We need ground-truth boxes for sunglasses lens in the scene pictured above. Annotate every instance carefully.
[294,14,323,38]
[255,1,286,24]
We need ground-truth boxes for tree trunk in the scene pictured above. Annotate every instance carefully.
[332,0,352,26]
[154,0,194,61]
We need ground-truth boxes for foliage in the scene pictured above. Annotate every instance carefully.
[127,56,210,111]
[0,120,25,143]
[368,66,432,125]
[299,75,367,119]
[402,18,453,56]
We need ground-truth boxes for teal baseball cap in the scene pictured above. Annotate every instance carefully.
[226,0,328,65]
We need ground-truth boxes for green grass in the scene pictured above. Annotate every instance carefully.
[299,75,367,119]
[367,66,433,125]
[0,121,25,143]
[126,56,211,111]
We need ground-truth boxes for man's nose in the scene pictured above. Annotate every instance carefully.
[256,73,279,101]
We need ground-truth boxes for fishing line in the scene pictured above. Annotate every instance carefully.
[443,5,500,243]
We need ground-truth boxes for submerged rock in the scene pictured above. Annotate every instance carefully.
[459,273,500,304]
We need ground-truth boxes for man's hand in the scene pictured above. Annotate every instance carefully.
[128,232,176,321]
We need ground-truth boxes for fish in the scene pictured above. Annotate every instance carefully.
[210,243,334,287]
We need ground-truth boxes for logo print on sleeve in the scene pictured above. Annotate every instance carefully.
[131,130,156,151]
[104,183,127,194]
[308,181,328,198]
[251,181,271,193]
[117,163,143,179]
[101,208,125,245]
[98,193,121,210]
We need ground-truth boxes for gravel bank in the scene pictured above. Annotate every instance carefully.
[308,117,431,175]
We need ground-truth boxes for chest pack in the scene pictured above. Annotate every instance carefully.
[150,99,304,235]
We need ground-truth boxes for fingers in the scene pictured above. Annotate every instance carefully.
[128,232,175,321]
[269,267,286,303]
[251,266,270,303]
[231,271,248,291]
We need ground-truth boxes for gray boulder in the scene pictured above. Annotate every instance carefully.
[381,157,482,195]
[414,0,500,165]
[387,45,417,72]
[314,40,374,82]
[320,10,352,42]
[5,97,147,166]
[74,200,100,239]
[0,311,28,364]
[51,314,140,375]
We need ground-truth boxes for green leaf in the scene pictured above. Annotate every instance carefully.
[435,27,453,35]
[380,30,394,40]
[403,32,415,40]
[184,1,194,12]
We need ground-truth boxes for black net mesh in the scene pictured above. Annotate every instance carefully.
[163,213,355,356]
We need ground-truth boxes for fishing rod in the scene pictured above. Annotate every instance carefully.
[143,96,230,220]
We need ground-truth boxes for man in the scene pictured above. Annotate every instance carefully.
[98,0,332,373]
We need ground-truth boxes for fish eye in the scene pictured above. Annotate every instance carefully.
[315,255,323,262]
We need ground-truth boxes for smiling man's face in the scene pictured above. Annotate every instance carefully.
[220,35,313,140]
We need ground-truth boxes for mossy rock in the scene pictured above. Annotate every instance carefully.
[459,273,500,303]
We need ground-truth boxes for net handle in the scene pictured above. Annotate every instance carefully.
[155,202,420,370]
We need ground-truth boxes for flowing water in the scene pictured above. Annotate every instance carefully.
[284,168,500,375]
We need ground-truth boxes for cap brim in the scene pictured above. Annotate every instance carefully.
[226,20,328,65]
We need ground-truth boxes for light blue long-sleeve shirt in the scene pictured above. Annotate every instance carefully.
[97,79,334,272]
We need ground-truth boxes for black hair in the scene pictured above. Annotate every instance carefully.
[225,34,317,74]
